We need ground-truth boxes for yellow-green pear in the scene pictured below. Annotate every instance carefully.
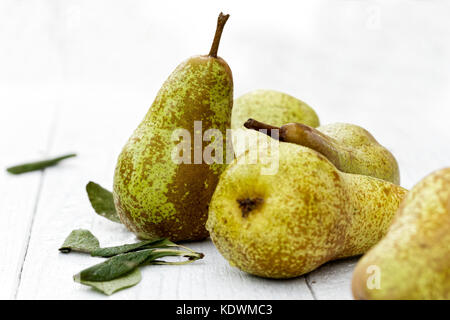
[231,90,320,157]
[245,119,400,184]
[206,142,407,278]
[352,168,450,300]
[113,13,233,241]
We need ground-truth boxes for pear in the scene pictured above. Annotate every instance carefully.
[113,13,233,241]
[352,168,450,300]
[206,142,407,278]
[231,90,320,157]
[245,119,400,184]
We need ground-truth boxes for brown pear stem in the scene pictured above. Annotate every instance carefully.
[279,123,340,163]
[208,13,230,58]
[244,118,280,140]
[245,119,342,168]
[244,118,280,132]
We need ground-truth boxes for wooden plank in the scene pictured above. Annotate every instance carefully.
[306,258,359,300]
[0,87,55,299]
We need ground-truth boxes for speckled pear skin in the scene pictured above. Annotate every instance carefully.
[232,90,320,130]
[352,168,450,300]
[113,55,233,241]
[231,90,320,156]
[206,142,407,278]
[318,123,400,184]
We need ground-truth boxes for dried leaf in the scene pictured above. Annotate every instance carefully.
[59,229,100,254]
[91,238,175,257]
[6,153,76,174]
[86,181,121,223]
[74,268,141,296]
[63,230,204,295]
[78,248,203,282]
[78,249,156,282]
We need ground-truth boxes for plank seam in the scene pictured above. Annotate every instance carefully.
[305,275,317,300]
[13,170,46,299]
[13,105,59,299]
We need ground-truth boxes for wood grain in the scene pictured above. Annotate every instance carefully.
[0,88,55,299]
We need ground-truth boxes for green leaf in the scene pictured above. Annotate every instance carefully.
[143,248,204,265]
[74,268,141,296]
[86,181,121,223]
[6,153,77,174]
[78,249,156,282]
[59,229,100,254]
[78,248,204,282]
[64,230,205,295]
[91,238,175,257]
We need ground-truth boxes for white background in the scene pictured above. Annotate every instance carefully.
[0,0,449,299]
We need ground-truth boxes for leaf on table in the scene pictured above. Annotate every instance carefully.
[86,181,121,223]
[6,153,77,174]
[74,268,141,296]
[65,231,204,295]
[59,229,100,254]
[91,238,175,257]
[78,247,204,283]
[78,249,156,282]
[143,248,204,265]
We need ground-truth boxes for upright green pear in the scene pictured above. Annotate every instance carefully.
[245,120,400,184]
[352,168,450,300]
[113,13,233,241]
[231,90,320,157]
[207,142,407,278]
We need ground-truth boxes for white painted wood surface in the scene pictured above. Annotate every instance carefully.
[1,1,449,300]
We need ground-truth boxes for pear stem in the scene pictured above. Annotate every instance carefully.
[208,12,230,58]
[278,123,341,164]
[244,118,280,133]
[245,119,342,168]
